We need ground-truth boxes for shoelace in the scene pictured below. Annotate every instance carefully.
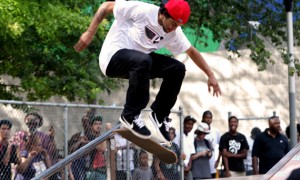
[163,118,171,131]
[133,117,145,128]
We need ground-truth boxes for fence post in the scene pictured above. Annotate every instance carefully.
[63,106,69,180]
[179,106,184,180]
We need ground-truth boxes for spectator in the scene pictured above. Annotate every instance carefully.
[12,113,58,164]
[191,122,213,179]
[244,127,261,176]
[16,134,52,180]
[68,115,92,180]
[0,119,19,179]
[252,116,289,175]
[182,116,197,180]
[115,133,136,179]
[219,116,249,177]
[287,167,300,180]
[56,154,75,180]
[201,110,221,178]
[285,123,300,144]
[85,115,112,180]
[154,127,180,180]
[132,150,153,180]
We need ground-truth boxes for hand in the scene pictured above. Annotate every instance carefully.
[207,74,221,97]
[79,136,89,145]
[157,172,166,180]
[29,150,38,157]
[214,160,219,169]
[74,31,94,52]
[40,148,48,156]
[181,153,186,160]
[106,122,112,131]
[206,149,212,156]
[48,126,55,139]
[225,170,231,177]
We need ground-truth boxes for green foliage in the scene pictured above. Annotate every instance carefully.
[0,0,122,103]
[1,0,300,104]
[186,0,300,71]
[151,0,300,72]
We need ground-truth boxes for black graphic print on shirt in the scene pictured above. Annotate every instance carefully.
[145,25,163,44]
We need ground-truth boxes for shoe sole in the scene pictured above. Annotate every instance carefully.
[119,117,152,139]
[148,113,172,147]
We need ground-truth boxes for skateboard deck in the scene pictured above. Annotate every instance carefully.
[114,128,178,164]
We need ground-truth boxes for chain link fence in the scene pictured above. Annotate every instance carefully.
[0,100,184,180]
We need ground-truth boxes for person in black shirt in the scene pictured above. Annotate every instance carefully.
[0,119,19,179]
[252,116,289,174]
[219,116,249,177]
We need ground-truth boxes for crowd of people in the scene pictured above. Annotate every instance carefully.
[1,111,299,180]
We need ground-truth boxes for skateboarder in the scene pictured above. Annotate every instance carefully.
[74,0,221,143]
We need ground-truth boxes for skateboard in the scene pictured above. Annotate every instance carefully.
[114,128,178,164]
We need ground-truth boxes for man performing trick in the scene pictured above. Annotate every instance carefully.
[74,0,221,144]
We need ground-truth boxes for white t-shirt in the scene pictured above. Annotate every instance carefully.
[99,1,191,75]
[205,127,221,174]
[115,134,135,171]
[244,136,254,169]
[183,133,196,166]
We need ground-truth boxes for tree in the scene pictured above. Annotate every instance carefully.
[187,0,300,71]
[1,0,300,104]
[0,0,122,104]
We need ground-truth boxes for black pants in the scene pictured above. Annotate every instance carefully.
[106,49,186,120]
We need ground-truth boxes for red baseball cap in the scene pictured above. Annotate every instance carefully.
[165,0,190,24]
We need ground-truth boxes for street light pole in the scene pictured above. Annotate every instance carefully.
[284,0,297,148]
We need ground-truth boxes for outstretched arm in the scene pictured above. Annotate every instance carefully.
[186,46,221,97]
[74,2,115,52]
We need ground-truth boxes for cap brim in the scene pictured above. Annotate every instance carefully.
[195,130,210,134]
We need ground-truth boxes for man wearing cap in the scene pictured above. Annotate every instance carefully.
[201,110,221,178]
[191,122,213,179]
[74,0,221,143]
[85,115,112,180]
[182,116,197,180]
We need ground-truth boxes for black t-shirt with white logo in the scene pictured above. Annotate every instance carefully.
[219,132,249,172]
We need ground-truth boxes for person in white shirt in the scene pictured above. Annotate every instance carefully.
[181,116,197,180]
[114,134,136,179]
[201,110,221,178]
[74,0,221,143]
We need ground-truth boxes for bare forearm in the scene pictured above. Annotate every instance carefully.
[222,150,233,158]
[96,141,107,151]
[223,156,230,171]
[87,2,114,35]
[186,46,214,77]
[253,156,259,174]
[45,154,52,167]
